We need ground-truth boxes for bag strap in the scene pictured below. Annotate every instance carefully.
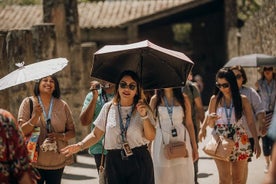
[156,107,186,145]
[99,103,112,169]
[29,97,33,119]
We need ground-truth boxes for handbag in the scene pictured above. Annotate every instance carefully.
[98,103,112,184]
[25,98,40,163]
[164,141,188,160]
[203,133,235,162]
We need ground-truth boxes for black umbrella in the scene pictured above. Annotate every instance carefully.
[224,54,276,67]
[91,40,194,90]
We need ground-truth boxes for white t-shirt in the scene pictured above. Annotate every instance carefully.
[94,102,156,150]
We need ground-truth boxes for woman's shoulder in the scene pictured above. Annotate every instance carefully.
[241,95,250,104]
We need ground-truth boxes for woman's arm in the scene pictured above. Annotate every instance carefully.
[18,98,43,136]
[79,91,98,126]
[242,96,261,158]
[198,95,219,142]
[137,99,156,141]
[183,94,199,161]
[60,126,104,157]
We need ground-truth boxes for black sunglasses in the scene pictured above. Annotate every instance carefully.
[235,74,242,79]
[119,82,136,90]
[264,67,273,71]
[216,82,230,89]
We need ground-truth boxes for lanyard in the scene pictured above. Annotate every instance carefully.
[118,103,133,142]
[224,99,233,125]
[163,96,174,126]
[38,96,54,132]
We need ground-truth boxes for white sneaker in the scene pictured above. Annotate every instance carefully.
[264,164,269,173]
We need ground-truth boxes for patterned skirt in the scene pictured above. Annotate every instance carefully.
[215,120,252,162]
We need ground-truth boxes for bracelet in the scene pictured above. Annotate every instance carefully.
[28,122,35,127]
[141,114,148,120]
[77,141,84,151]
[62,133,65,141]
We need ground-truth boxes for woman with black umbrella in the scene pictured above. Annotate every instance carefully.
[61,70,156,184]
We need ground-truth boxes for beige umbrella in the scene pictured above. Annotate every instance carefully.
[0,58,68,90]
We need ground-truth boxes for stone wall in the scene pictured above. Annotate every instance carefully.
[227,0,276,88]
[0,0,92,143]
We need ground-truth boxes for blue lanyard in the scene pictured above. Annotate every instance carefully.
[224,99,233,125]
[38,96,54,131]
[118,103,133,142]
[163,96,174,126]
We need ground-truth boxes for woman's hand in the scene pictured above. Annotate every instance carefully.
[207,113,220,128]
[254,139,261,159]
[60,143,81,157]
[136,99,147,117]
[47,132,65,141]
[193,149,199,162]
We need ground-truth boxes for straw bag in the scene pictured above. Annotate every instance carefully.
[203,133,235,161]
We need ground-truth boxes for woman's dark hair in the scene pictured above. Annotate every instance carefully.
[155,88,185,115]
[113,70,143,107]
[230,65,248,85]
[215,68,242,121]
[33,75,61,98]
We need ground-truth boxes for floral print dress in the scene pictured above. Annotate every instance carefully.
[214,107,252,162]
[0,109,36,183]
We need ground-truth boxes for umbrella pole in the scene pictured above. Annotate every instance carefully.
[139,55,143,95]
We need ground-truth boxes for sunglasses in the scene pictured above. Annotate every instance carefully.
[264,67,273,72]
[119,82,136,90]
[216,82,230,89]
[235,74,242,79]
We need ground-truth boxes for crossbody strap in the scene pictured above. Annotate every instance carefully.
[157,107,186,145]
[100,103,112,168]
[29,97,33,119]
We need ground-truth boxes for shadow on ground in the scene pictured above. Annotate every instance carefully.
[198,173,213,178]
[62,173,97,180]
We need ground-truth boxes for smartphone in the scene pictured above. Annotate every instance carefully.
[95,84,101,90]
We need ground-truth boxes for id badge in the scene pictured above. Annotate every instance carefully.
[123,142,133,157]
[269,104,273,111]
[171,128,177,137]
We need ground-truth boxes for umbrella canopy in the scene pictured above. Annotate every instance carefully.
[224,54,276,67]
[91,40,194,90]
[0,58,68,90]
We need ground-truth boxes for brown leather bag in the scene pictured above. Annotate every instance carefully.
[203,133,235,162]
[164,141,188,160]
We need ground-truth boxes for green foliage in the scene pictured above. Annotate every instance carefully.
[237,0,262,21]
[172,23,192,48]
[0,0,41,5]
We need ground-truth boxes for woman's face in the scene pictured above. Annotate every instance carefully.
[232,69,243,89]
[118,75,137,101]
[39,76,55,95]
[216,78,231,96]
[263,66,274,80]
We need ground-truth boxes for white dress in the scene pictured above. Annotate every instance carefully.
[152,106,194,184]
